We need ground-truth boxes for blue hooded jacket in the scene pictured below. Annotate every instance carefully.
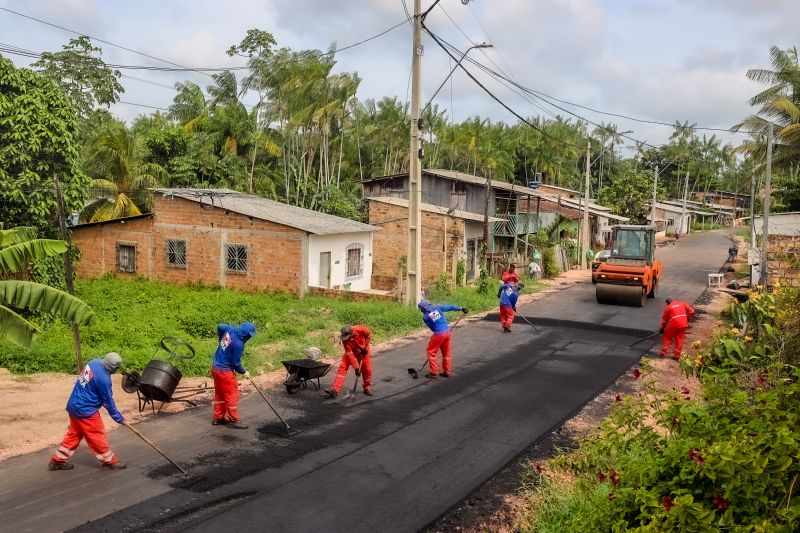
[213,322,256,374]
[66,358,124,423]
[418,301,462,335]
[498,283,519,311]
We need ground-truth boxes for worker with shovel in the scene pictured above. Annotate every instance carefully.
[498,281,523,332]
[660,297,695,360]
[212,322,256,429]
[325,325,373,398]
[418,300,468,378]
[49,353,127,471]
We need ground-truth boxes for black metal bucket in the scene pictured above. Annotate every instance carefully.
[138,360,183,402]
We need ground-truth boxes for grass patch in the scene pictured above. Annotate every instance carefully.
[0,274,544,376]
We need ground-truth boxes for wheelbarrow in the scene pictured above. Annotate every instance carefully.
[121,336,211,413]
[281,359,331,394]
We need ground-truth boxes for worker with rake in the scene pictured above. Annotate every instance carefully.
[325,325,373,398]
[49,353,127,471]
[418,300,468,378]
[498,281,523,332]
[660,297,695,360]
[212,321,256,429]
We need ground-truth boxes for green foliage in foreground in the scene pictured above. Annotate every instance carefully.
[0,275,542,376]
[523,288,800,532]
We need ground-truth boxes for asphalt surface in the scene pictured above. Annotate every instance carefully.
[0,231,731,533]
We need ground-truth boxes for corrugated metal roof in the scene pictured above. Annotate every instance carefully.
[367,196,504,222]
[154,189,379,235]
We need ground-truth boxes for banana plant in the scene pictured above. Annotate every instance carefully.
[0,225,94,348]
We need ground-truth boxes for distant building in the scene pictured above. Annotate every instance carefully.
[71,189,380,295]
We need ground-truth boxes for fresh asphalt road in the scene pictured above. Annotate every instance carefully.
[0,231,730,533]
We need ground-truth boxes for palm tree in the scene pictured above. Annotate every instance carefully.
[0,225,94,348]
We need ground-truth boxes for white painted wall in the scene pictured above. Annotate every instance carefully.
[307,232,374,291]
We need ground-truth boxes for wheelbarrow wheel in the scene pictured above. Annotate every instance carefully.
[284,373,302,395]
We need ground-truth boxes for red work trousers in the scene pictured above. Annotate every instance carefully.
[661,324,687,359]
[212,367,241,422]
[427,332,452,375]
[500,305,515,330]
[331,352,372,393]
[51,412,119,465]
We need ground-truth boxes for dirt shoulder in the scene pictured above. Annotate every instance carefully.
[425,286,732,533]
[0,273,581,462]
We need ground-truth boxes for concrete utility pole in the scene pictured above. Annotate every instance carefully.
[582,141,591,268]
[760,123,773,287]
[407,0,423,304]
[680,168,690,236]
[651,165,659,229]
[749,171,757,283]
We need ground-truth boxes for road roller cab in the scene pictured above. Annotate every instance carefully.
[595,225,662,307]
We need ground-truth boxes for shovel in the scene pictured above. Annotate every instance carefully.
[408,313,466,379]
[342,361,361,401]
[124,423,188,475]
[628,331,661,348]
[247,375,296,436]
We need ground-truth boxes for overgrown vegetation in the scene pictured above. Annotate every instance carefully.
[0,275,540,376]
[520,287,800,531]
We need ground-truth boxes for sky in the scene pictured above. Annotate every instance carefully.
[1,0,798,148]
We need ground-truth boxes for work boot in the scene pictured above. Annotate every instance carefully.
[211,418,228,426]
[439,373,450,378]
[324,388,338,398]
[424,372,438,379]
[228,420,249,429]
[363,388,374,396]
[102,462,127,470]
[503,326,511,333]
[48,460,74,471]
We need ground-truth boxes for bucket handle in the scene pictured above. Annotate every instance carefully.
[160,336,196,360]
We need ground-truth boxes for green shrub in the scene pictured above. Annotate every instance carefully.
[456,259,466,287]
[542,246,559,278]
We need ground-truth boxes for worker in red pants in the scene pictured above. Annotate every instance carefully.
[49,353,126,471]
[498,281,523,332]
[212,322,256,429]
[325,325,373,398]
[660,297,695,359]
[418,300,467,378]
[501,263,520,284]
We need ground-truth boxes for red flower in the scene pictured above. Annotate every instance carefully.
[597,471,606,482]
[712,494,728,510]
[615,393,622,402]
[534,462,543,474]
[756,374,766,385]
[688,448,705,466]
[609,469,619,487]
[681,385,690,395]
[671,417,680,427]
[662,495,675,512]
[632,368,641,380]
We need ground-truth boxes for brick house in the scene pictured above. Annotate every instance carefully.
[71,189,379,295]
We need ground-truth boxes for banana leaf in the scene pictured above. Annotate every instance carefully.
[0,305,39,348]
[0,281,94,326]
[0,239,68,274]
[0,227,37,247]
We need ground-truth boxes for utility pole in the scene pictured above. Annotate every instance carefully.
[749,171,757,284]
[582,141,591,268]
[760,123,773,287]
[651,165,659,230]
[482,169,492,273]
[680,168,690,236]
[406,0,423,304]
[54,176,83,375]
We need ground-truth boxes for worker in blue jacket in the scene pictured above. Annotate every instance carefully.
[418,300,467,378]
[212,322,256,429]
[49,353,126,471]
[497,281,523,332]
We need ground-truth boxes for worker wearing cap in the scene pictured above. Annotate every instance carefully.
[49,353,126,471]
[501,263,520,284]
[660,297,695,360]
[325,325,373,398]
[418,300,467,378]
[212,322,256,429]
[498,281,523,332]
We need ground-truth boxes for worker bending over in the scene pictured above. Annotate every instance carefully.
[325,325,373,398]
[418,300,467,378]
[212,322,256,429]
[501,263,520,284]
[498,281,523,332]
[49,353,126,471]
[660,297,695,360]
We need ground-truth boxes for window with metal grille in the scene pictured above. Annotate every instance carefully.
[116,243,137,273]
[166,239,187,268]
[226,244,248,273]
[345,243,364,280]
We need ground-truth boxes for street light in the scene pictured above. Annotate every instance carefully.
[421,42,492,118]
